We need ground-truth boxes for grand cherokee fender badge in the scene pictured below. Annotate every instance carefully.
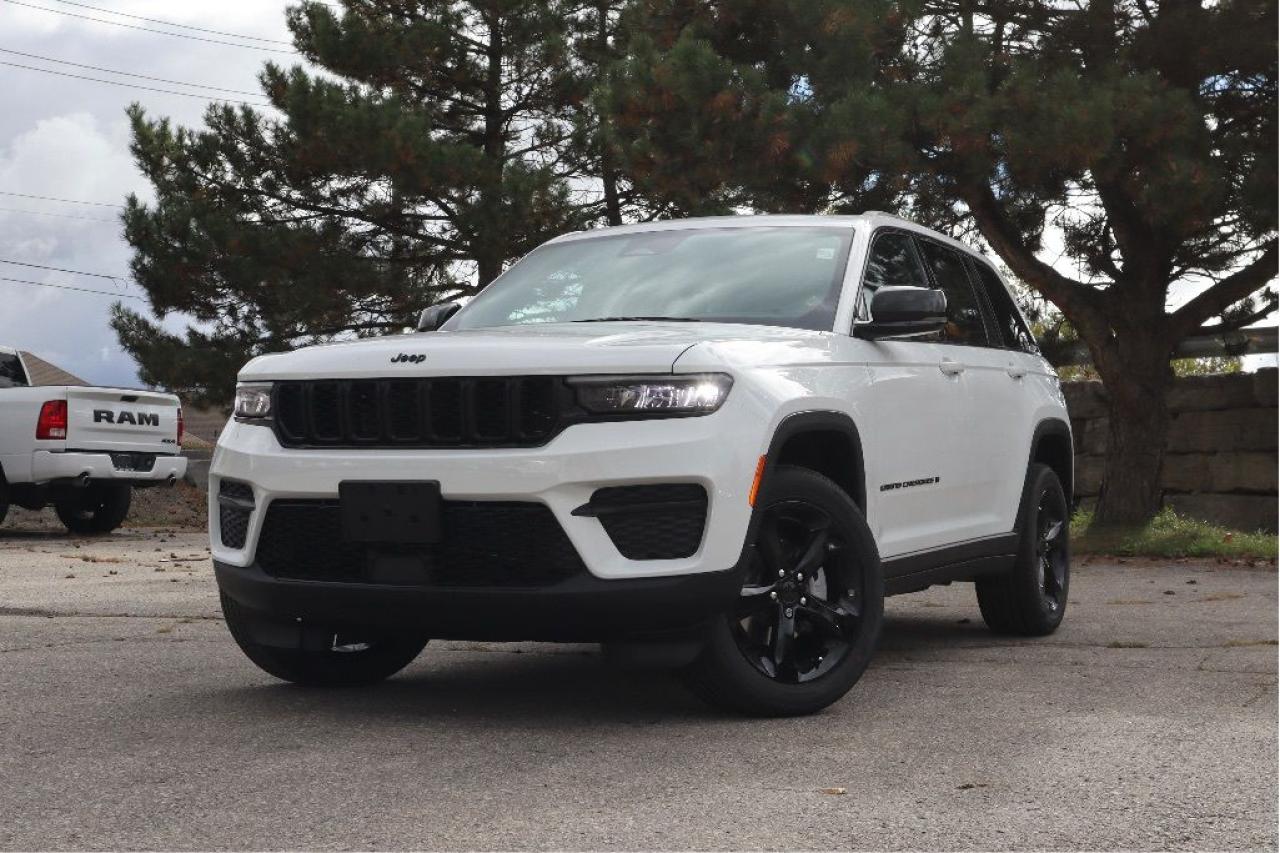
[880,476,940,492]
[391,353,426,364]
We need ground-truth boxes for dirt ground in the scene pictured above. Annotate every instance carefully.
[3,479,207,532]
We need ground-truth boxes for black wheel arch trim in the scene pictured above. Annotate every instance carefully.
[760,410,867,511]
[1029,417,1074,504]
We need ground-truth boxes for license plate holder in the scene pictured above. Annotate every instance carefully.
[339,481,442,544]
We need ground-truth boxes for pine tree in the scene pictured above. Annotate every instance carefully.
[606,0,1278,526]
[116,0,627,407]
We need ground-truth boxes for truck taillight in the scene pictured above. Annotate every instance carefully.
[177,407,185,446]
[36,400,68,440]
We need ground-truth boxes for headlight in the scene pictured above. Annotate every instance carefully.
[569,373,732,415]
[234,382,273,419]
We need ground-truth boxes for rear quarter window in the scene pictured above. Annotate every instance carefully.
[970,261,1040,354]
[0,352,28,388]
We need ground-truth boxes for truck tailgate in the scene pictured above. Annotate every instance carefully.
[64,387,180,454]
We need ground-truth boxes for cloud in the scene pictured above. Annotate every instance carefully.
[0,1,293,388]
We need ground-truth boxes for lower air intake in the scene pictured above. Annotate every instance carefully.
[255,499,586,587]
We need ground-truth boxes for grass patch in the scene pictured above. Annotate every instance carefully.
[1072,508,1277,560]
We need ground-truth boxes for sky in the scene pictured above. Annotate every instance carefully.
[0,0,294,387]
[0,0,1273,387]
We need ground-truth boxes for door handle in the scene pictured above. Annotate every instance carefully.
[939,358,965,376]
[1006,363,1027,380]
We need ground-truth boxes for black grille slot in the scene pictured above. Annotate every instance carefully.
[310,382,342,440]
[586,484,708,560]
[255,499,586,587]
[217,479,255,550]
[386,380,421,442]
[348,381,381,441]
[473,379,509,439]
[270,377,568,449]
[429,379,463,441]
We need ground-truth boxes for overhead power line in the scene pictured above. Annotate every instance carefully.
[0,60,273,108]
[0,48,263,97]
[0,204,117,223]
[0,257,135,284]
[0,274,144,300]
[0,0,298,54]
[45,0,297,46]
[0,189,122,208]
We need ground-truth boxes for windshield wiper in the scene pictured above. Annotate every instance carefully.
[569,316,702,323]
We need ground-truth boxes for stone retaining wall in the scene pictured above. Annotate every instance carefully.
[1064,369,1278,532]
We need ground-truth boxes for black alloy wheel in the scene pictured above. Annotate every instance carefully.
[1035,491,1068,614]
[733,499,863,683]
[975,463,1070,636]
[685,465,883,717]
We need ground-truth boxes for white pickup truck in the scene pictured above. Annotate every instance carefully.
[0,346,187,534]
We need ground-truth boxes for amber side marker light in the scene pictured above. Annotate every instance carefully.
[748,455,767,506]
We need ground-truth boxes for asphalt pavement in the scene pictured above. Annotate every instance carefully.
[0,526,1275,851]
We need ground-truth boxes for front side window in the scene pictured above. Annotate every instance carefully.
[448,226,855,333]
[971,261,1039,354]
[0,352,28,388]
[917,241,990,346]
[857,231,931,320]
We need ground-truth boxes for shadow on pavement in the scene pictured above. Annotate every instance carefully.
[182,610,1002,725]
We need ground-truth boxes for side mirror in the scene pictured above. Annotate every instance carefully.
[853,286,947,340]
[417,302,461,332]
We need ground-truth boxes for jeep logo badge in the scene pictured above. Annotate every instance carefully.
[391,353,426,364]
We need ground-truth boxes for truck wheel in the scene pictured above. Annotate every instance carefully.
[221,593,428,687]
[684,465,884,717]
[55,483,131,535]
[0,490,8,528]
[975,463,1070,636]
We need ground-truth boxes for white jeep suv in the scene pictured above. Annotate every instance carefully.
[211,214,1072,716]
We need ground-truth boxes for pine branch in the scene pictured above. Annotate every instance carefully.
[1170,241,1279,340]
[1189,297,1278,336]
[962,184,1108,326]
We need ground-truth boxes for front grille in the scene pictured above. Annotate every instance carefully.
[272,377,565,449]
[217,480,254,549]
[255,499,585,587]
[588,484,708,560]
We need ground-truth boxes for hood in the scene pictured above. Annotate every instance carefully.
[239,322,828,381]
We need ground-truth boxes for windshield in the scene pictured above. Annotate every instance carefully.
[449,226,855,332]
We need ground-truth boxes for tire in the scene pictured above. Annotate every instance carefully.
[221,593,428,687]
[684,465,884,717]
[55,483,131,534]
[0,491,8,528]
[975,463,1070,636]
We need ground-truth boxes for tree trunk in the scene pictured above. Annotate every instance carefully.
[476,254,502,288]
[1092,341,1174,527]
[601,164,622,226]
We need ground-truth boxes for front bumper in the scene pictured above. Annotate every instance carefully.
[215,559,744,642]
[30,450,187,484]
[209,410,764,581]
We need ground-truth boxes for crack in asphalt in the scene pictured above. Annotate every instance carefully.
[0,607,221,620]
